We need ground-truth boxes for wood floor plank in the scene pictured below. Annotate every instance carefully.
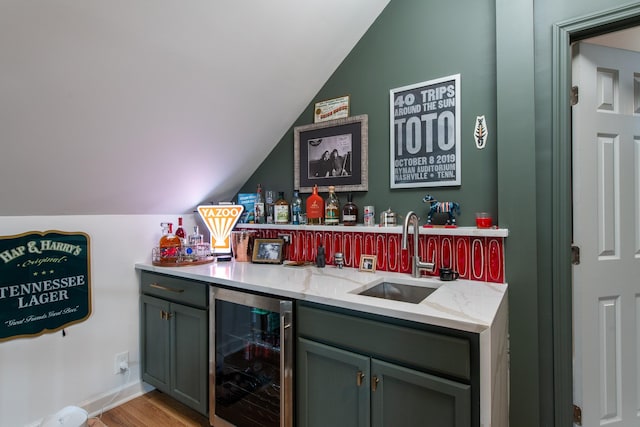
[88,390,209,427]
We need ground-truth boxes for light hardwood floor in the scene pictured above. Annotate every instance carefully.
[88,390,209,427]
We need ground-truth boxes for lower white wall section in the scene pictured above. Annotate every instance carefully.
[0,214,195,427]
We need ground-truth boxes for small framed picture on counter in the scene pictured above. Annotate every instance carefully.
[252,238,284,264]
[359,255,377,272]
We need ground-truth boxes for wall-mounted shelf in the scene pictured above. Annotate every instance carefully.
[235,222,508,238]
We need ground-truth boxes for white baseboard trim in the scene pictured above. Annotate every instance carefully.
[83,379,155,419]
[25,380,154,427]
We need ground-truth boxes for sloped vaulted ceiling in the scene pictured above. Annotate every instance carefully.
[0,0,390,215]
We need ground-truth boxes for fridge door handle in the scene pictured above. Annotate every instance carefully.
[280,300,293,427]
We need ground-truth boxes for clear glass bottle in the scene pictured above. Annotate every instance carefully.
[274,191,290,224]
[290,189,303,225]
[159,222,181,263]
[254,184,265,224]
[342,193,358,226]
[188,225,206,256]
[175,216,186,245]
[306,185,324,225]
[265,189,275,224]
[324,186,340,225]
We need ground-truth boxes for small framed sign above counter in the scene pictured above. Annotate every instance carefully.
[390,74,461,188]
[314,95,350,123]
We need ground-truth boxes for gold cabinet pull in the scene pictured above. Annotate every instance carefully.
[160,310,174,320]
[149,283,184,293]
[356,371,365,387]
[372,375,379,392]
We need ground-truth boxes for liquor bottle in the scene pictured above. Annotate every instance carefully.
[175,217,186,245]
[306,185,324,225]
[290,189,303,225]
[159,222,181,263]
[324,185,340,225]
[265,190,275,224]
[188,225,205,256]
[254,184,265,224]
[342,193,358,226]
[188,225,203,246]
[274,191,290,224]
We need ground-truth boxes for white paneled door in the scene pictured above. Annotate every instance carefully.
[572,42,640,426]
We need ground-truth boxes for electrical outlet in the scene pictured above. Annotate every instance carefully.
[114,351,129,375]
[278,233,291,244]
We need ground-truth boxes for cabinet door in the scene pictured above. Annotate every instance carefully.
[371,359,470,427]
[171,302,208,415]
[141,294,171,392]
[298,338,370,427]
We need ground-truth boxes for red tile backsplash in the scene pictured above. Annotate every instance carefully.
[240,227,506,284]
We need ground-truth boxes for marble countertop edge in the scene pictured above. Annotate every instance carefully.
[135,261,507,334]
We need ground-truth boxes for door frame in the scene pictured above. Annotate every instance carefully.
[551,3,640,425]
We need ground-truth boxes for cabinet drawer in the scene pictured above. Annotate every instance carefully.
[141,271,208,308]
[297,303,471,381]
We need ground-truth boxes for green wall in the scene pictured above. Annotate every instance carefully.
[239,0,498,227]
[238,0,639,426]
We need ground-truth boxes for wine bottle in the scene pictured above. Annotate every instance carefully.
[175,217,186,245]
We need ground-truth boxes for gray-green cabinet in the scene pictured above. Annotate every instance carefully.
[298,338,371,426]
[297,302,478,427]
[140,271,208,415]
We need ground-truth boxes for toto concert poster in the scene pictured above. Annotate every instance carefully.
[0,231,92,342]
[390,74,461,188]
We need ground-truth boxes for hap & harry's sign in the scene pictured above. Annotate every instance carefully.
[0,231,91,342]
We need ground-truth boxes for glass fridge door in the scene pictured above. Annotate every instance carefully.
[210,287,292,427]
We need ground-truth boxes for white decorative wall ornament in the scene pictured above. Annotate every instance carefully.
[474,115,488,149]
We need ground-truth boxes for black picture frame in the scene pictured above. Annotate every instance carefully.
[294,114,368,193]
[389,75,461,189]
[251,238,284,264]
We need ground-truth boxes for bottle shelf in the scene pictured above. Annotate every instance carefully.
[235,222,508,238]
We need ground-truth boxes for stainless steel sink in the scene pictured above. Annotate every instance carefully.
[357,282,436,304]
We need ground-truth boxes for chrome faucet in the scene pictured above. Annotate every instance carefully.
[402,211,435,278]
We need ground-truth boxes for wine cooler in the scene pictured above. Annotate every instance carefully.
[209,287,293,427]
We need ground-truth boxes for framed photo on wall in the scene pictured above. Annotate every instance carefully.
[294,114,368,193]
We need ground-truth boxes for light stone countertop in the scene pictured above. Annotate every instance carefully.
[135,260,507,334]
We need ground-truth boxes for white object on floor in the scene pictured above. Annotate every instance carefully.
[40,406,88,427]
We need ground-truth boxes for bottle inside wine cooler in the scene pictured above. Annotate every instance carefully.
[213,291,292,427]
